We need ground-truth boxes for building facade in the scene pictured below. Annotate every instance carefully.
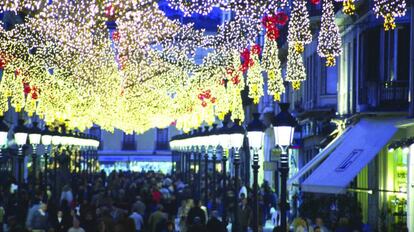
[256,1,414,231]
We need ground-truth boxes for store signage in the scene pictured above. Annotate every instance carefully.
[263,161,278,171]
[335,149,363,172]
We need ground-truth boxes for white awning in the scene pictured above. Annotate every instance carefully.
[301,118,398,194]
[287,125,353,186]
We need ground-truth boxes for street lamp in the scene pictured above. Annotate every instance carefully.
[272,103,297,232]
[14,119,28,195]
[29,121,42,186]
[194,127,204,200]
[51,127,61,198]
[41,126,52,188]
[203,126,210,206]
[0,118,9,172]
[218,121,231,225]
[0,117,8,156]
[227,119,245,232]
[208,124,219,209]
[247,113,266,232]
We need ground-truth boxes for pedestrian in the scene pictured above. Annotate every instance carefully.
[68,216,86,232]
[239,197,252,232]
[30,203,49,232]
[206,210,226,232]
[148,204,168,232]
[187,199,207,227]
[130,207,144,232]
[52,210,71,232]
[315,217,330,232]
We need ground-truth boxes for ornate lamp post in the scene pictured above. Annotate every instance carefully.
[14,119,28,198]
[272,103,297,232]
[169,136,177,173]
[29,122,42,186]
[218,121,231,225]
[194,127,203,200]
[51,127,62,199]
[41,126,52,188]
[247,113,266,232]
[228,120,245,232]
[0,118,9,172]
[203,126,210,206]
[208,124,219,209]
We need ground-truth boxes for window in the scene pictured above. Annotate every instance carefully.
[89,125,102,150]
[321,59,338,95]
[397,25,410,81]
[156,128,169,150]
[122,132,136,151]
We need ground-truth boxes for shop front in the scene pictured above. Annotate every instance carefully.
[288,116,414,231]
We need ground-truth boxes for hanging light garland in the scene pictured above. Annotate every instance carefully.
[168,0,218,16]
[317,0,342,67]
[0,0,48,13]
[246,45,264,104]
[337,0,356,15]
[286,43,306,90]
[262,38,284,101]
[0,0,361,133]
[373,0,407,31]
[287,0,312,53]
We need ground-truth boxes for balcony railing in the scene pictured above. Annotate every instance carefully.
[122,141,137,151]
[379,81,409,110]
[156,142,170,151]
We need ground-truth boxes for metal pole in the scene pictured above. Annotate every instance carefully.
[187,152,191,184]
[17,147,23,200]
[252,151,260,232]
[212,148,217,209]
[232,149,240,232]
[192,151,196,195]
[222,148,228,225]
[409,4,414,117]
[32,145,37,186]
[171,151,175,174]
[279,147,289,232]
[44,152,48,189]
[54,151,57,201]
[198,150,202,200]
[204,151,209,206]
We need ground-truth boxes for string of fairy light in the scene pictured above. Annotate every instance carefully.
[0,0,408,133]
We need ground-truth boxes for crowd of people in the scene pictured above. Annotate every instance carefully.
[0,168,371,232]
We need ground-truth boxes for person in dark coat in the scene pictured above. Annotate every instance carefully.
[52,210,71,232]
[186,199,207,227]
[188,217,208,232]
[30,203,49,231]
[206,210,226,232]
[239,197,252,232]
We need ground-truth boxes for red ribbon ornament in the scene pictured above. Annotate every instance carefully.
[251,44,261,55]
[275,12,289,26]
[310,0,321,5]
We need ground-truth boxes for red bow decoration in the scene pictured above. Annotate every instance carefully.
[241,48,250,62]
[310,0,321,5]
[0,59,5,69]
[105,4,115,18]
[15,68,21,77]
[112,31,121,42]
[232,76,241,85]
[267,27,280,40]
[240,48,253,73]
[23,82,31,95]
[275,12,289,26]
[251,44,261,55]
[31,91,38,100]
